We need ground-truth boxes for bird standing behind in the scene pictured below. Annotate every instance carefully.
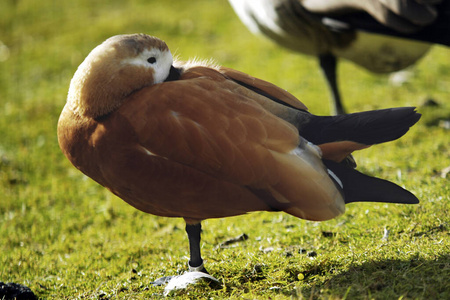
[228,0,449,114]
[58,34,420,281]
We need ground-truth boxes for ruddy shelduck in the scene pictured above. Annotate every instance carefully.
[58,34,420,283]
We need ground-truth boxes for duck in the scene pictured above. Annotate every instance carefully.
[57,34,421,285]
[228,0,450,114]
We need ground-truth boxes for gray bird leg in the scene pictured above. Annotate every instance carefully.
[319,53,345,115]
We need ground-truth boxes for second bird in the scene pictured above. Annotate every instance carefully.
[228,0,449,114]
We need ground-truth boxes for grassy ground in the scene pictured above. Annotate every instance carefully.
[1,0,449,299]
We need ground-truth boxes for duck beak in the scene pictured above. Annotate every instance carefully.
[164,65,181,82]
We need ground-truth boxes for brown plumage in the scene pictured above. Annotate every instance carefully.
[58,34,420,278]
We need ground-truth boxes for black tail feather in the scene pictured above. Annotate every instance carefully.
[323,160,419,205]
[301,107,421,145]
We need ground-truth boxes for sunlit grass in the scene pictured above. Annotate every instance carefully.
[0,0,449,299]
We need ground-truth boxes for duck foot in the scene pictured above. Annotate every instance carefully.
[150,260,210,287]
[151,262,220,295]
[163,271,220,296]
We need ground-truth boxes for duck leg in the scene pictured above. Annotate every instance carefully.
[151,223,209,286]
[160,223,219,294]
[319,53,345,115]
[186,223,208,273]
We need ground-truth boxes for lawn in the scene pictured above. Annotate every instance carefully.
[0,0,449,299]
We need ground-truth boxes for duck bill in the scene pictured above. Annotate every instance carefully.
[164,65,181,82]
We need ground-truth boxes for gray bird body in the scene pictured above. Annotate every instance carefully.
[229,0,431,73]
[228,0,448,114]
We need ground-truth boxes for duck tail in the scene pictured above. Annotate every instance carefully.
[301,107,421,145]
[323,159,419,205]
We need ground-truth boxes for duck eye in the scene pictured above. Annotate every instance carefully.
[147,57,157,64]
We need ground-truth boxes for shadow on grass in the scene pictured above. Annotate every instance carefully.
[300,254,450,299]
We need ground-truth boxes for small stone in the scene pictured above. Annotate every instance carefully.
[307,251,317,258]
[261,246,274,253]
[438,120,450,130]
[0,282,37,300]
[253,264,263,274]
[284,251,293,257]
[219,233,248,248]
[382,227,390,241]
[422,98,440,107]
[321,231,336,238]
[389,70,413,86]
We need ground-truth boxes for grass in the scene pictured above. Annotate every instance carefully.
[0,0,449,299]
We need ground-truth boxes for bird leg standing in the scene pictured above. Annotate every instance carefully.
[185,223,208,273]
[319,53,345,115]
[150,223,208,286]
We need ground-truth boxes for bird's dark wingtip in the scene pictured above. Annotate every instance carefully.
[301,106,422,145]
[324,160,420,205]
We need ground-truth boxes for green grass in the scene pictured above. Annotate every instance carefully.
[1,0,449,299]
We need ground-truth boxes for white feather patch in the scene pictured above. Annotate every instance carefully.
[327,169,343,189]
[164,272,220,296]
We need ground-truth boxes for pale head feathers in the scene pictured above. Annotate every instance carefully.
[173,56,220,71]
[67,34,173,118]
